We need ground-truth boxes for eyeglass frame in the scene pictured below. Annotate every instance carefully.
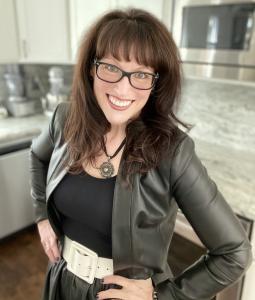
[92,57,159,90]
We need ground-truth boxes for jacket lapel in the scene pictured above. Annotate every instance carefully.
[111,158,134,274]
[46,143,70,202]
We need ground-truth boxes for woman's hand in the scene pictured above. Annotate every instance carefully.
[97,275,154,300]
[37,219,61,263]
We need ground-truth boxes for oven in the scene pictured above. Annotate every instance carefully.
[172,0,255,81]
[168,210,254,300]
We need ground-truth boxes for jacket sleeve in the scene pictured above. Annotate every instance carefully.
[156,134,253,300]
[29,104,60,223]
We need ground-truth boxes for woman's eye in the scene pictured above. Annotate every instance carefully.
[134,72,148,79]
[105,65,118,72]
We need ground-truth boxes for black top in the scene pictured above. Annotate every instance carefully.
[52,170,116,258]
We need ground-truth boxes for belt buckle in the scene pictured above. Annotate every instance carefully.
[67,240,98,284]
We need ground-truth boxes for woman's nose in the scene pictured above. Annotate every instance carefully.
[114,75,133,93]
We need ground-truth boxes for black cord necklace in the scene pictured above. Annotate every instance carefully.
[96,137,126,178]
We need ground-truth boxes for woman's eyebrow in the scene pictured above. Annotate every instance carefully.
[133,66,153,72]
[102,58,153,73]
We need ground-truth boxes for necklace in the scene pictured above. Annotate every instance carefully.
[95,137,126,178]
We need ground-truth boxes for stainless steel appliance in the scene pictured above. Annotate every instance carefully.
[40,67,69,117]
[3,65,43,117]
[172,0,255,81]
[5,99,43,117]
[0,138,35,239]
[169,211,254,300]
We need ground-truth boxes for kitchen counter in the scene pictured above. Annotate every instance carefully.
[0,113,50,144]
[192,138,255,221]
[0,113,254,221]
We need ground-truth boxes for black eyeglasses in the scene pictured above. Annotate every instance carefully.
[93,58,159,90]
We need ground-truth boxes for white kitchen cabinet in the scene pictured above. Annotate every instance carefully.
[15,0,71,63]
[0,141,34,239]
[69,0,113,62]
[115,0,164,21]
[115,0,173,31]
[0,0,172,64]
[69,0,172,63]
[0,0,20,63]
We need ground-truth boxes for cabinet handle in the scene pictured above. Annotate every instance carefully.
[22,39,28,58]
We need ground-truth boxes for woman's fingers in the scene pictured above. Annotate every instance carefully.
[37,219,61,263]
[44,246,56,263]
[98,275,154,300]
[98,288,127,300]
[51,239,61,261]
[42,239,60,262]
[102,274,128,288]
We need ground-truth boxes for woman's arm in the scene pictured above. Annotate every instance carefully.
[156,134,252,300]
[29,104,60,223]
[29,104,63,263]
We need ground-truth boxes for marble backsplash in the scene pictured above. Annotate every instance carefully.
[178,77,255,154]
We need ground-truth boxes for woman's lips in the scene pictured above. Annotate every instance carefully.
[107,94,134,111]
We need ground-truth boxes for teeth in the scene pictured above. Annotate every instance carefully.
[108,95,132,107]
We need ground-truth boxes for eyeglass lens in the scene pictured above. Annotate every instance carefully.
[97,63,155,89]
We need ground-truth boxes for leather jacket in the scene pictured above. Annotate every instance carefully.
[29,102,252,300]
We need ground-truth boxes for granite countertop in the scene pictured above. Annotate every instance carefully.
[0,113,50,144]
[0,114,254,221]
[193,138,255,222]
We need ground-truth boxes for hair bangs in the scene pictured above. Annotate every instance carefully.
[95,19,159,71]
[65,8,190,187]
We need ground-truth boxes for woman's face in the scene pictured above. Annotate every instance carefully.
[92,54,154,129]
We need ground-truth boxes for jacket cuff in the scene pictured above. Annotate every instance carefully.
[154,279,189,300]
[33,201,48,223]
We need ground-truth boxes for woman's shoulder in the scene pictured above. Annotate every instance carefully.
[54,101,70,125]
[49,101,70,142]
[159,127,195,172]
[51,101,70,130]
[169,127,198,183]
[171,127,195,158]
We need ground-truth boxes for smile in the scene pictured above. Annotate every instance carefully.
[107,94,134,111]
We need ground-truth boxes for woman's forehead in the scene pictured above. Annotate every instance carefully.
[101,54,155,72]
[96,41,157,69]
[97,45,155,71]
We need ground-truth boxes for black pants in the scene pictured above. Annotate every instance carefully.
[41,258,114,300]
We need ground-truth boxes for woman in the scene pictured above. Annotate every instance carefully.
[30,8,252,300]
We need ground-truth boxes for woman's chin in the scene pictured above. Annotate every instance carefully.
[107,119,128,128]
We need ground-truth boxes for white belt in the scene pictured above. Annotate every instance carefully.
[62,235,114,284]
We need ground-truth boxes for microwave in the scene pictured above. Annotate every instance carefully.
[172,0,255,81]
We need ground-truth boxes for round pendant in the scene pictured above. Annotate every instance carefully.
[99,161,115,178]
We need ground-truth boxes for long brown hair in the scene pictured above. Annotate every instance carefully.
[64,8,191,188]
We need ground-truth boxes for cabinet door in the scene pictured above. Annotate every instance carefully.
[69,0,112,62]
[15,0,71,63]
[115,0,164,21]
[0,149,34,239]
[0,0,20,63]
[69,0,169,63]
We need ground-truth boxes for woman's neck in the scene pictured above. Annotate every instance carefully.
[105,124,126,143]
